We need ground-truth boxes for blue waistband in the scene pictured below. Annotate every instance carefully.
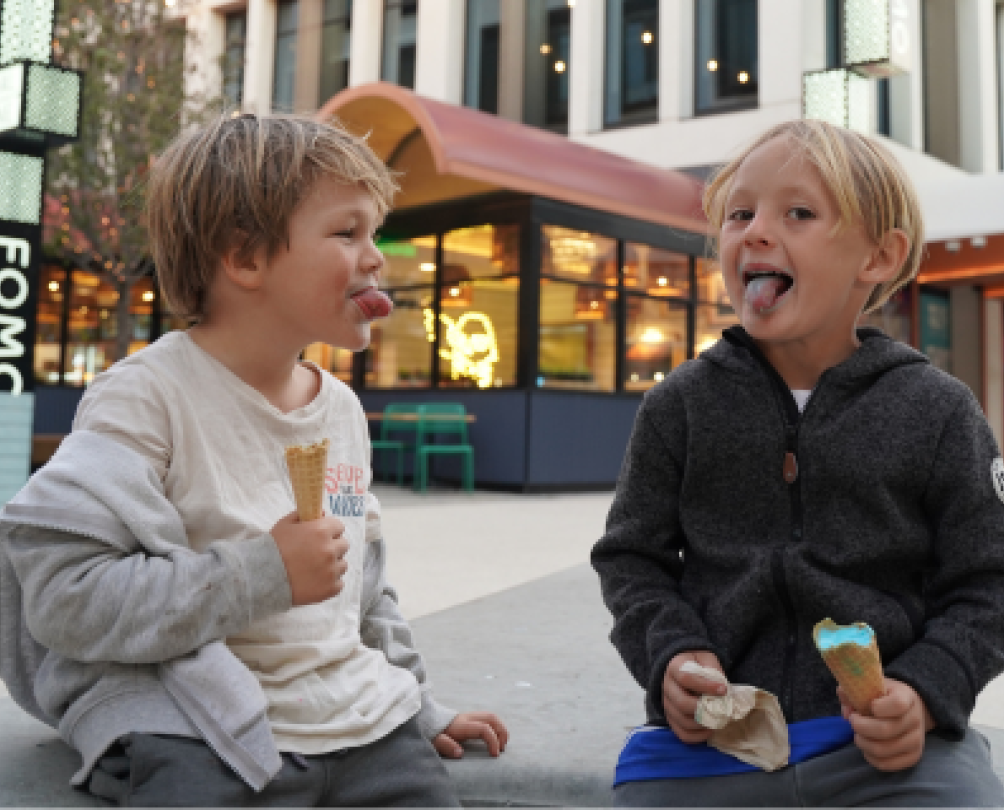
[614,717,854,786]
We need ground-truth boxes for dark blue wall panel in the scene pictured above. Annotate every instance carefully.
[33,387,85,434]
[526,391,641,487]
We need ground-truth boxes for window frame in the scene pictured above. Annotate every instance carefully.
[692,0,760,118]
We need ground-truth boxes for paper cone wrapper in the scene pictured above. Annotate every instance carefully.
[813,619,885,714]
[285,439,329,522]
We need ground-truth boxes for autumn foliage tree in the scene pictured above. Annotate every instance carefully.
[44,0,217,363]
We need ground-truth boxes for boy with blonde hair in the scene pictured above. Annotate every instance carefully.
[593,120,1004,806]
[0,113,506,807]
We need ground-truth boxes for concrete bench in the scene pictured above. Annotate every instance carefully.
[2,564,1004,807]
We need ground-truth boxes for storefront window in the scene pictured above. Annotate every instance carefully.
[605,0,659,127]
[378,234,436,287]
[381,0,417,89]
[35,265,65,385]
[303,343,354,384]
[624,297,688,391]
[695,0,758,115]
[542,225,617,286]
[524,0,570,132]
[464,0,500,114]
[65,270,119,387]
[624,243,689,297]
[539,279,617,392]
[919,289,951,373]
[129,277,156,352]
[223,11,247,109]
[320,0,352,104]
[695,258,737,352]
[367,286,433,387]
[272,0,298,112]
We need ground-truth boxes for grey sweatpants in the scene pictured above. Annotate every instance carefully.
[86,716,461,807]
[613,727,1004,807]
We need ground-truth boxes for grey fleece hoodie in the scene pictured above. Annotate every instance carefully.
[0,430,456,791]
[592,327,1004,737]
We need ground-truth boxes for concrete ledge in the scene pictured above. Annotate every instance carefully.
[3,565,1004,807]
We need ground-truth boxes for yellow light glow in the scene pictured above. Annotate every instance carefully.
[590,301,598,309]
[696,336,717,354]
[657,277,667,286]
[423,309,499,389]
[654,372,665,382]
[540,43,551,54]
[450,287,460,297]
[48,281,59,292]
[554,61,566,73]
[142,291,155,302]
[738,71,749,83]
[419,262,436,272]
[640,327,664,344]
[707,59,719,72]
[641,31,653,44]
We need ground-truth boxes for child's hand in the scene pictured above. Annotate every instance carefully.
[432,712,509,759]
[270,511,350,606]
[838,678,935,771]
[662,651,727,744]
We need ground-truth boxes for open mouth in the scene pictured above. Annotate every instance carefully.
[742,267,794,314]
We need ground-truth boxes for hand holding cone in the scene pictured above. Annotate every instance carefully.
[813,618,885,714]
[284,439,329,522]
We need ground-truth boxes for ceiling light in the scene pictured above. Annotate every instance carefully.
[738,71,749,83]
[554,61,566,73]
[419,262,435,272]
[707,59,718,72]
[641,31,653,44]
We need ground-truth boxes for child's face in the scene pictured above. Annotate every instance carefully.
[718,136,880,351]
[259,176,385,352]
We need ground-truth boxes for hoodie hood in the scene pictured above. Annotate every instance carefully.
[702,326,929,389]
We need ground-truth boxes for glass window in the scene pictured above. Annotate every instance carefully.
[320,0,352,103]
[436,224,519,388]
[129,277,156,354]
[464,0,500,114]
[694,257,738,353]
[35,265,65,385]
[624,243,689,297]
[378,234,436,287]
[223,11,247,109]
[381,0,418,89]
[65,270,119,387]
[524,0,571,132]
[366,287,433,387]
[303,343,355,384]
[539,279,617,391]
[605,0,659,126]
[695,0,758,115]
[272,0,298,112]
[624,297,688,391]
[542,225,617,287]
[825,0,842,69]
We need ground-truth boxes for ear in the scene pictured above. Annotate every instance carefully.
[861,228,910,286]
[219,232,266,293]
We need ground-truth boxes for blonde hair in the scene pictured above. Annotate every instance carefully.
[702,120,924,313]
[146,113,399,320]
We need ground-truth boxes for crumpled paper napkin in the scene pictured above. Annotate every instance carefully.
[681,661,790,771]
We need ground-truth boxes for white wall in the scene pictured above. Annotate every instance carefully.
[957,0,999,173]
[414,0,465,103]
[243,0,277,113]
[568,0,604,135]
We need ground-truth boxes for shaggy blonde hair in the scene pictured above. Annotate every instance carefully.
[703,120,924,313]
[146,113,399,320]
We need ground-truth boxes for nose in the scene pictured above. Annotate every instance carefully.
[363,238,385,276]
[743,211,774,248]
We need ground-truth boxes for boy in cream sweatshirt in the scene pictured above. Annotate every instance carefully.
[0,113,506,806]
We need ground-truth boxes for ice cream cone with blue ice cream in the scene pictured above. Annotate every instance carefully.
[813,619,885,714]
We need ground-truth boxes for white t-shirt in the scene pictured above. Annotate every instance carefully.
[73,331,421,755]
[792,389,812,413]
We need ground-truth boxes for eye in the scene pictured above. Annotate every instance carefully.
[727,208,753,222]
[787,206,815,221]
[334,228,355,239]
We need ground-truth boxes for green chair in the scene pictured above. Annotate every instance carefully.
[413,403,474,493]
[371,403,419,485]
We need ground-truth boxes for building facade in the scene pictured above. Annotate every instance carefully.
[32,0,1004,484]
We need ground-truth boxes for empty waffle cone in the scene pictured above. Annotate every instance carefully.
[813,618,885,714]
[284,439,329,522]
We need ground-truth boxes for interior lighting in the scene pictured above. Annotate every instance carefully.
[654,372,665,382]
[945,240,961,253]
[164,0,176,6]
[419,262,435,272]
[450,287,460,296]
[640,327,664,344]
[590,300,598,309]
[631,373,639,381]
[972,236,987,249]
[707,59,718,72]
[142,291,154,302]
[641,31,653,44]
[48,280,58,291]
[540,43,551,54]
[657,277,667,286]
[738,71,749,84]
[554,61,566,73]
[423,308,499,389]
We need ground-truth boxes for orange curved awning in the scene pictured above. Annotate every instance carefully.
[318,82,708,234]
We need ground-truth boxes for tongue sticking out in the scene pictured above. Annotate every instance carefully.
[746,276,787,313]
[351,288,393,319]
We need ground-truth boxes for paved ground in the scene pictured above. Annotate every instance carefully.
[3,482,1004,726]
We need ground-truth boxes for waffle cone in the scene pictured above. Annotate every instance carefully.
[813,619,885,714]
[284,439,329,522]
